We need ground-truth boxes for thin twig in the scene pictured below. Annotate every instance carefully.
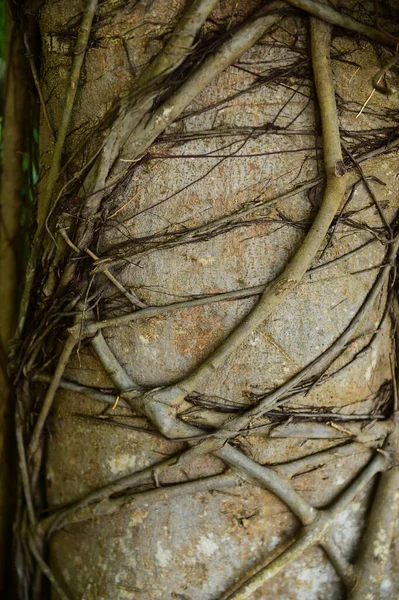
[16,406,36,526]
[22,32,55,141]
[88,237,380,333]
[372,52,399,95]
[276,441,371,478]
[59,227,146,308]
[41,0,98,224]
[32,374,130,409]
[27,331,77,460]
[92,134,399,273]
[343,143,392,237]
[55,2,284,303]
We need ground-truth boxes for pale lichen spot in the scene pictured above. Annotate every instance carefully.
[334,476,346,486]
[371,347,378,368]
[197,255,215,265]
[381,577,392,592]
[44,34,71,54]
[129,508,148,526]
[295,563,332,599]
[156,541,172,568]
[248,335,259,347]
[331,502,363,556]
[268,535,281,551]
[373,528,388,558]
[107,453,136,476]
[196,534,219,557]
[162,107,172,118]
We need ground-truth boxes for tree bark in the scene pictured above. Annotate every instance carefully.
[11,1,399,599]
[0,5,29,594]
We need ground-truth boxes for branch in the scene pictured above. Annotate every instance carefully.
[41,452,183,536]
[323,535,356,589]
[22,31,55,142]
[27,531,71,600]
[285,0,396,47]
[222,450,389,599]
[107,4,284,181]
[16,406,36,527]
[348,419,399,599]
[89,0,221,195]
[140,0,220,85]
[90,329,143,392]
[42,472,237,532]
[217,444,316,524]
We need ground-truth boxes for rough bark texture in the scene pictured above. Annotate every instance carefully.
[13,0,399,599]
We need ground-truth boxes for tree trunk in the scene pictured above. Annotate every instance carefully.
[11,1,399,599]
[0,4,30,594]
